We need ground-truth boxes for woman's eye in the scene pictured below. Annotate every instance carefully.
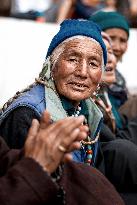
[121,39,127,43]
[69,58,77,62]
[108,51,113,55]
[89,61,98,67]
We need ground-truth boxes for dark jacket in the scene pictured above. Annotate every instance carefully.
[0,136,124,205]
[108,69,128,109]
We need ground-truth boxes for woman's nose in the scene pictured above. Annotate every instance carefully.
[113,40,121,51]
[107,53,112,64]
[76,59,88,77]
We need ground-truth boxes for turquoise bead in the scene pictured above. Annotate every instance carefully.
[87,154,92,159]
[87,145,92,149]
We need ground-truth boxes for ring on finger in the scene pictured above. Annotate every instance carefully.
[58,144,67,152]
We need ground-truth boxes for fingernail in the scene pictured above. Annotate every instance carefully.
[77,115,85,121]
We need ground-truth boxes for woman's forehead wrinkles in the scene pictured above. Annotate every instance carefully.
[62,46,103,60]
[50,37,103,70]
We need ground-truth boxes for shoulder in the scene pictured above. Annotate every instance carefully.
[0,84,46,125]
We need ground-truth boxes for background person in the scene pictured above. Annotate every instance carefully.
[93,32,137,204]
[90,10,137,120]
[89,11,137,119]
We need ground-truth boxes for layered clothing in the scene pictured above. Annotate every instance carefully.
[108,69,128,109]
[95,86,137,199]
[0,81,103,166]
[0,136,124,205]
[96,86,137,145]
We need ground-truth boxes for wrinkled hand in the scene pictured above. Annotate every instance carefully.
[25,111,88,174]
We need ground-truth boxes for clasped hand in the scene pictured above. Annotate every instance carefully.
[25,111,89,174]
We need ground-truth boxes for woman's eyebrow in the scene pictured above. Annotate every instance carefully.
[63,50,81,57]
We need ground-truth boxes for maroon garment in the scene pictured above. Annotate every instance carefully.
[62,162,125,205]
[0,137,124,205]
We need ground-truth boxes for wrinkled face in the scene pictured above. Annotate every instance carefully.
[105,28,128,62]
[52,38,103,106]
[101,38,117,85]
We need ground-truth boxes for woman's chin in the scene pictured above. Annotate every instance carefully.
[65,92,91,102]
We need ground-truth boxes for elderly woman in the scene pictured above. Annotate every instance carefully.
[0,19,125,204]
[0,19,107,167]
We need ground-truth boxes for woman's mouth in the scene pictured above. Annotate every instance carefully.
[69,82,88,91]
[105,67,113,72]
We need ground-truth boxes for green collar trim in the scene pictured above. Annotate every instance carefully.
[60,95,88,117]
[44,80,103,138]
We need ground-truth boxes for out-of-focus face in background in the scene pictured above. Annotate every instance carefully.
[105,28,128,62]
[102,37,117,85]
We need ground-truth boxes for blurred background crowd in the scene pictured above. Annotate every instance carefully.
[0,0,137,27]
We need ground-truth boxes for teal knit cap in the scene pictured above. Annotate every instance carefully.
[89,11,129,37]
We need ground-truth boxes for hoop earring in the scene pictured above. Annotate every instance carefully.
[93,84,100,98]
[50,73,54,81]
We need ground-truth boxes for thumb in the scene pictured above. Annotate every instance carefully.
[25,119,39,155]
[27,119,39,140]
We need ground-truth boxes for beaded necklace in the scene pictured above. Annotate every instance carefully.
[71,105,99,166]
[36,78,99,166]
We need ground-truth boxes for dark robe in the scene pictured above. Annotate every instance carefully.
[0,136,124,205]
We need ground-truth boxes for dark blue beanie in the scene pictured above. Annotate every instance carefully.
[46,19,107,65]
